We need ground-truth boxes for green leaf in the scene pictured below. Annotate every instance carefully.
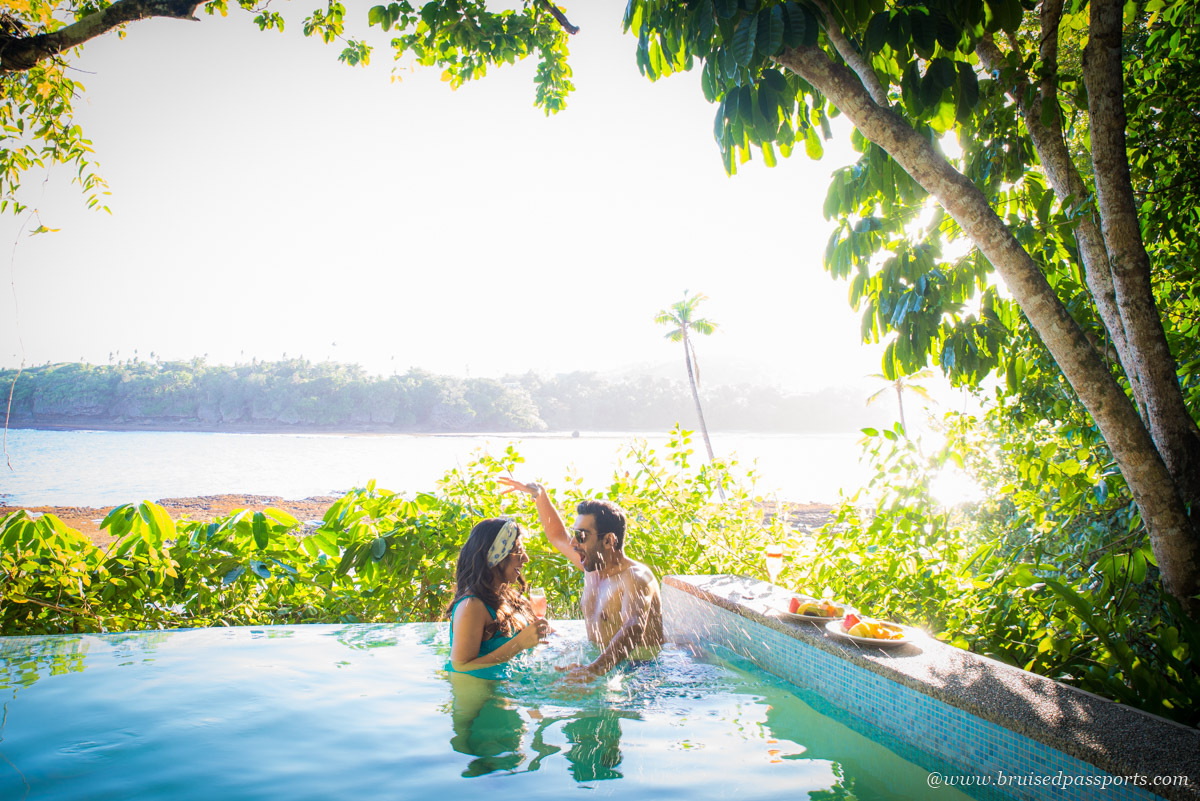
[138,501,175,546]
[715,0,738,20]
[910,10,936,56]
[264,508,300,529]
[757,6,785,56]
[101,504,136,539]
[762,141,778,167]
[731,15,757,66]
[901,60,923,112]
[955,62,980,124]
[312,530,340,558]
[782,2,816,48]
[886,10,910,52]
[1040,96,1060,130]
[762,67,787,94]
[696,0,716,42]
[370,537,388,560]
[993,0,1024,34]
[865,12,890,53]
[929,58,957,90]
[804,124,824,158]
[921,65,945,107]
[252,512,270,550]
[931,9,959,50]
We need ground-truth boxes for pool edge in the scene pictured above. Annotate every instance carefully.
[663,574,1200,801]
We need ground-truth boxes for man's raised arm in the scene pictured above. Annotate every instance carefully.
[499,477,584,572]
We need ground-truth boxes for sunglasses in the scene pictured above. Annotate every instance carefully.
[571,528,592,544]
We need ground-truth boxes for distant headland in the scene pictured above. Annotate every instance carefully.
[2,359,890,435]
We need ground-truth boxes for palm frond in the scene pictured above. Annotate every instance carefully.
[865,387,889,405]
[907,385,936,403]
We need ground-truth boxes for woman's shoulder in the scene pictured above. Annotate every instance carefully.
[451,595,495,621]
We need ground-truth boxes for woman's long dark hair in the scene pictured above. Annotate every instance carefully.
[446,518,532,639]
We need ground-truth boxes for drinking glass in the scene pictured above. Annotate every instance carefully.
[530,587,547,618]
[765,543,783,585]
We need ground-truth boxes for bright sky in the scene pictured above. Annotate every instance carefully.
[1,2,894,394]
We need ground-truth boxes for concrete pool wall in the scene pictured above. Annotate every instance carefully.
[663,575,1200,801]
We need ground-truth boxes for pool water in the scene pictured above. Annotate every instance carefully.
[0,622,979,801]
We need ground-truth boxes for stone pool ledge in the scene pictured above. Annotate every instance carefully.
[664,574,1200,801]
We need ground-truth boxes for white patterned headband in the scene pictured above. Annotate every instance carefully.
[486,519,520,567]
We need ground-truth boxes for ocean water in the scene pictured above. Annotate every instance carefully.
[0,622,983,801]
[0,428,872,507]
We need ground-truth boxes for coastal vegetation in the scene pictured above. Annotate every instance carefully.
[3,425,1197,725]
[0,359,886,433]
[3,0,1197,618]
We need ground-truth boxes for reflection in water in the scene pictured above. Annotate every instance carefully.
[448,672,529,777]
[446,669,634,782]
[561,710,626,782]
[1,636,98,694]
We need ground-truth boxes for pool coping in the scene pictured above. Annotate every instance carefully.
[664,574,1200,801]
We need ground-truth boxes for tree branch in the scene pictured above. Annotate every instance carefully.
[809,0,888,105]
[535,0,578,35]
[0,0,201,73]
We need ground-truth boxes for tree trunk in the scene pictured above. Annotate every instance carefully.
[775,45,1200,620]
[895,382,907,437]
[1084,0,1200,507]
[683,333,724,500]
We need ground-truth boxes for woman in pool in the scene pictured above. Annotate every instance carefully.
[446,517,550,680]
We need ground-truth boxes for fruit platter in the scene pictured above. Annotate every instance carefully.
[780,596,854,622]
[824,613,916,647]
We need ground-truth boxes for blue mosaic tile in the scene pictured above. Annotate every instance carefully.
[663,585,1166,801]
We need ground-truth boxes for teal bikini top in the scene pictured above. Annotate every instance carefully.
[446,595,517,680]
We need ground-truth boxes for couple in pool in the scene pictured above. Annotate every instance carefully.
[446,477,663,681]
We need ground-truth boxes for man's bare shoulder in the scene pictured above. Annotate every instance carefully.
[622,558,660,592]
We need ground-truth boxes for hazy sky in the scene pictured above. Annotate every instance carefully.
[1,2,895,394]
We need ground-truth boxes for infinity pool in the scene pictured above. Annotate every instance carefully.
[0,622,980,800]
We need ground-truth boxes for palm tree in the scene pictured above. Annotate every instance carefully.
[866,369,935,436]
[655,292,721,472]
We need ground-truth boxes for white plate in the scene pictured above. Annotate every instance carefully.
[824,619,917,647]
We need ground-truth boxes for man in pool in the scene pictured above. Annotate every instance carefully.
[500,478,663,680]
